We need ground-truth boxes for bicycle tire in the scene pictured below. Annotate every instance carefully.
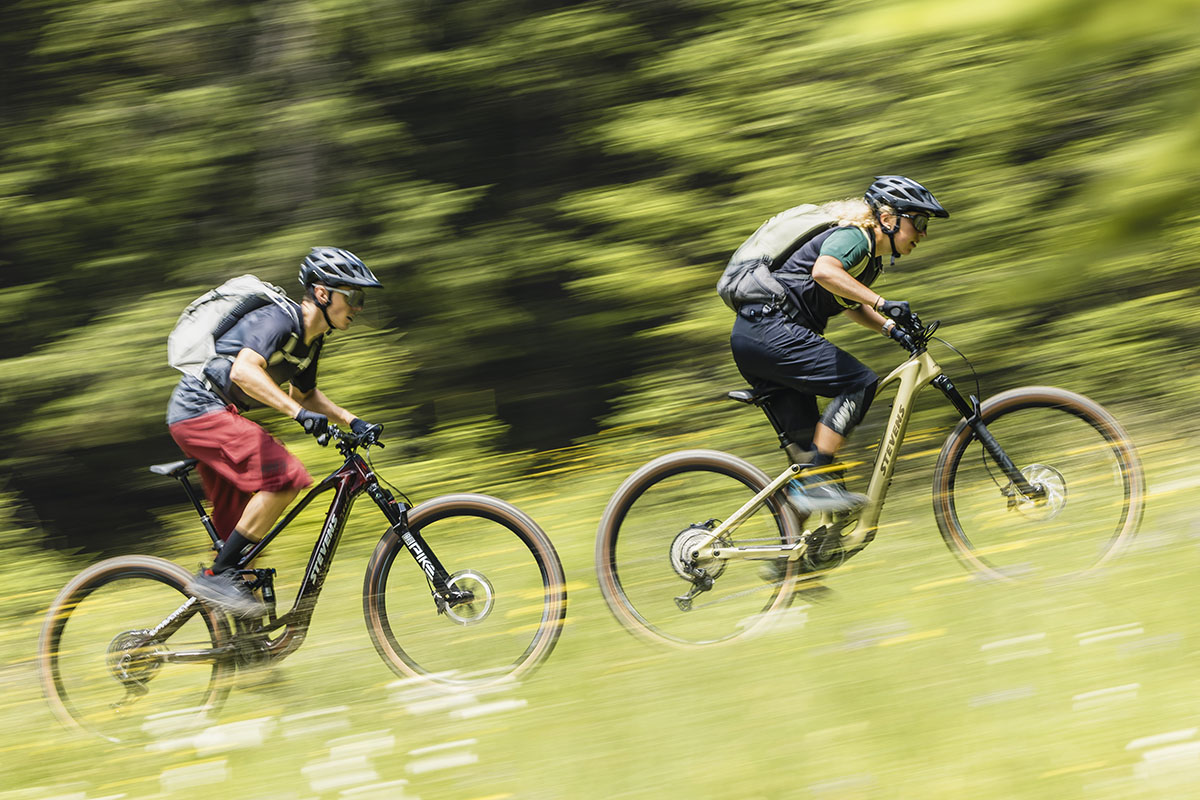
[595,449,803,648]
[363,493,567,689]
[932,386,1145,581]
[38,555,234,743]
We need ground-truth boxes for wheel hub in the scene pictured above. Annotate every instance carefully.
[443,570,495,626]
[1008,463,1068,520]
[669,525,726,582]
[106,630,162,686]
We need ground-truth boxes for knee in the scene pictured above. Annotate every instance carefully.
[821,380,877,437]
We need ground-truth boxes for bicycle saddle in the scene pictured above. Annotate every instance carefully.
[726,387,783,406]
[149,458,199,478]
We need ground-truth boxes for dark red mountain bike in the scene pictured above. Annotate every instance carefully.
[39,425,567,742]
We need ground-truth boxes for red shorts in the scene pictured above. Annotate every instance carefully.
[169,408,312,540]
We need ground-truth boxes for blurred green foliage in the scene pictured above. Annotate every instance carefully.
[1,0,1197,549]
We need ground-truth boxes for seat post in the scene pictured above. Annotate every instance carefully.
[758,399,809,467]
[177,474,222,547]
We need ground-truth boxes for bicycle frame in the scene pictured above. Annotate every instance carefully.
[694,348,1040,565]
[152,443,459,667]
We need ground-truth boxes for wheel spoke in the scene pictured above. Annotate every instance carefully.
[39,557,233,742]
[365,495,566,688]
[935,390,1142,580]
[596,450,800,647]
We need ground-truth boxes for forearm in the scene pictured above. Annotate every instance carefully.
[811,257,897,317]
[811,257,879,307]
[844,304,889,333]
[290,386,355,427]
[230,358,304,418]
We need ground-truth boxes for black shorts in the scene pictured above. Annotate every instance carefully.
[729,307,877,447]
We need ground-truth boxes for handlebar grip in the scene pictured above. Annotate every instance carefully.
[316,432,331,447]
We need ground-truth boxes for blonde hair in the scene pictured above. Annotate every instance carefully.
[817,198,892,232]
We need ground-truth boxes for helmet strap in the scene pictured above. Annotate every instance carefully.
[876,210,901,267]
[308,285,337,330]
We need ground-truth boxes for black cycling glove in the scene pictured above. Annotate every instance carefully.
[878,299,913,326]
[350,417,384,443]
[887,323,918,351]
[294,408,329,437]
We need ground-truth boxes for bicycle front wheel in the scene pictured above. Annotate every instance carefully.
[596,449,802,648]
[363,494,567,689]
[38,556,234,743]
[933,387,1144,581]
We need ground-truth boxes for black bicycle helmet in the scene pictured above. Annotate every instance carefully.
[299,247,383,289]
[864,175,950,218]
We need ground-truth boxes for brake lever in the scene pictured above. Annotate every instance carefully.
[316,425,342,447]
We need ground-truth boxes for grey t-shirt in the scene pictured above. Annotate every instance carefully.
[166,302,322,424]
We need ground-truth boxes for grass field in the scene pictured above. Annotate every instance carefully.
[3,409,1199,800]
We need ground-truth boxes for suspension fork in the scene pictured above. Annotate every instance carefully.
[366,484,458,600]
[932,375,1044,499]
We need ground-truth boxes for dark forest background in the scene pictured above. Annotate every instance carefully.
[2,0,1197,550]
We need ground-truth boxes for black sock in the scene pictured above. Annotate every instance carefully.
[811,451,835,468]
[211,530,255,574]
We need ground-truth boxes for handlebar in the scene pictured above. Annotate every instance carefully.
[895,314,941,355]
[316,423,386,453]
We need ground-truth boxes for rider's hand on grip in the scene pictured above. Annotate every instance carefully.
[350,417,385,447]
[295,408,329,438]
[888,323,919,352]
[878,299,913,326]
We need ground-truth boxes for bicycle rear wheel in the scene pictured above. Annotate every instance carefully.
[596,449,802,648]
[363,494,567,689]
[933,387,1144,581]
[38,556,234,743]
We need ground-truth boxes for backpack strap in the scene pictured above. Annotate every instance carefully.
[265,299,314,371]
[841,226,876,278]
[835,226,880,309]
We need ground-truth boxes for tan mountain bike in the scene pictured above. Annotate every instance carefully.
[595,316,1144,648]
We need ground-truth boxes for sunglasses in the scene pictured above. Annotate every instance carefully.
[324,285,367,307]
[898,213,930,233]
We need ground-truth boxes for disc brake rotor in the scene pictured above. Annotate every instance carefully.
[669,525,727,582]
[1008,463,1068,521]
[443,570,495,626]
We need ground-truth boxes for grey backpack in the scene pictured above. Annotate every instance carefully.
[167,274,301,380]
[716,204,842,311]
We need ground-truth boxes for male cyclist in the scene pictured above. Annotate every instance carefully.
[168,247,383,615]
[729,175,950,514]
